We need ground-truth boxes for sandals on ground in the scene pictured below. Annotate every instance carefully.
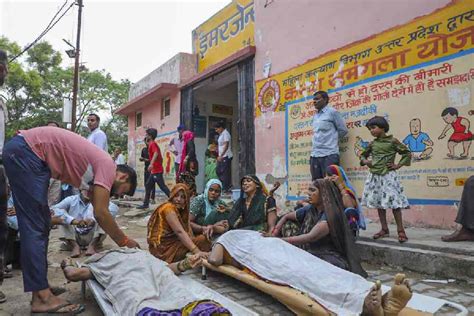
[373,228,389,239]
[398,230,408,243]
[31,301,85,315]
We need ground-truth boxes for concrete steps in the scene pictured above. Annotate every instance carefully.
[357,223,474,281]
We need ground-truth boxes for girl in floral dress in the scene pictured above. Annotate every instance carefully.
[360,116,411,243]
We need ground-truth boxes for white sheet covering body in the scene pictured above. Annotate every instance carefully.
[84,248,197,315]
[216,230,373,315]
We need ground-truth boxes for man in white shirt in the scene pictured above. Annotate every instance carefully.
[113,148,126,165]
[52,191,119,257]
[87,113,108,152]
[169,124,185,180]
[214,121,233,192]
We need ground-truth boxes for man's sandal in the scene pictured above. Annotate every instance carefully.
[373,228,389,239]
[50,286,67,296]
[31,301,85,315]
[398,230,408,243]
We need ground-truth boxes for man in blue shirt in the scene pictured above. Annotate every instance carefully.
[402,118,433,160]
[52,191,119,257]
[310,91,348,180]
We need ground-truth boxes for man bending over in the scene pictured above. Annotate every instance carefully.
[3,126,139,314]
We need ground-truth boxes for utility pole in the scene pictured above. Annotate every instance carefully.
[71,0,83,132]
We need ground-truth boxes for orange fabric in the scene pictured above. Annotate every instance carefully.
[150,234,211,263]
[148,183,211,263]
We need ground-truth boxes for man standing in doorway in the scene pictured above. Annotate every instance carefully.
[310,90,348,180]
[215,122,233,192]
[169,124,185,181]
[0,49,9,304]
[138,128,170,209]
[87,113,108,152]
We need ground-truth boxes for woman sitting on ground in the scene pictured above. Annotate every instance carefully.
[272,179,367,277]
[61,249,231,315]
[208,229,412,315]
[147,183,211,263]
[190,179,230,240]
[227,175,278,233]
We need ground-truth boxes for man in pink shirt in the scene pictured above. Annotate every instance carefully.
[2,126,139,314]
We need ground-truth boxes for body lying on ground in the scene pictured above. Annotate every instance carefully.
[61,248,230,316]
[208,230,412,316]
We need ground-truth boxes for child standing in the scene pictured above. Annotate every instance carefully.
[360,116,411,243]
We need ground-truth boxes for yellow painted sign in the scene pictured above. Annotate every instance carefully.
[256,0,474,116]
[192,0,255,72]
[262,0,474,203]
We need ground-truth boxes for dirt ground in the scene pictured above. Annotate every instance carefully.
[0,205,148,316]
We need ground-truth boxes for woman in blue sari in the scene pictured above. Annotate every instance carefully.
[325,164,366,236]
[189,179,229,240]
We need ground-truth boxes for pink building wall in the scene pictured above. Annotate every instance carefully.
[126,90,181,170]
[253,0,458,228]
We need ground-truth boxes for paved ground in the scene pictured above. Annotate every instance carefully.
[359,222,474,255]
[0,203,472,315]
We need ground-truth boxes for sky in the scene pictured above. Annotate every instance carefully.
[0,0,229,83]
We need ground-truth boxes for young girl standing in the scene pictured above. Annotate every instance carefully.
[360,116,411,243]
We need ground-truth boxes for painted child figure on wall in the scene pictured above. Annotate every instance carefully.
[403,118,433,161]
[438,107,472,159]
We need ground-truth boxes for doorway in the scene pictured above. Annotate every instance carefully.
[181,58,255,193]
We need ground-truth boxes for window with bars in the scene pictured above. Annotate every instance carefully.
[135,112,142,128]
[161,97,171,119]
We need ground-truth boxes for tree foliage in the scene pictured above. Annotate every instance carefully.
[0,36,130,153]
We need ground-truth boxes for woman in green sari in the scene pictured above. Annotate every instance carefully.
[228,175,278,233]
[190,179,230,240]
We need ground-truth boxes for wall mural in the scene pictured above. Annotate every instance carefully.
[255,0,474,203]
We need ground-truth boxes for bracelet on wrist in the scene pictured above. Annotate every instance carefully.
[182,257,192,270]
[190,245,198,253]
[118,235,129,247]
[177,260,185,273]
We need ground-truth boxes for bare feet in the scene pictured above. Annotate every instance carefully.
[60,258,92,282]
[31,288,84,314]
[442,227,474,242]
[382,274,413,316]
[71,243,81,258]
[362,280,383,316]
[85,244,97,256]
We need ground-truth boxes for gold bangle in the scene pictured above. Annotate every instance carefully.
[177,260,185,272]
[190,245,198,253]
[183,257,192,270]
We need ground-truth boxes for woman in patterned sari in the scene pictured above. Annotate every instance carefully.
[148,183,211,263]
[227,175,277,233]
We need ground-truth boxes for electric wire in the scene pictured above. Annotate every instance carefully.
[9,1,75,63]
